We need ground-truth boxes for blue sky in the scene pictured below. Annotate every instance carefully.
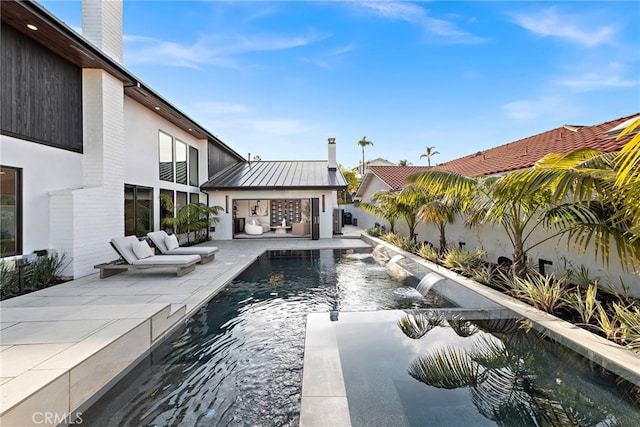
[39,1,639,169]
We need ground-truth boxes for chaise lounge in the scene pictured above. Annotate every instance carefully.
[147,230,218,264]
[94,236,201,278]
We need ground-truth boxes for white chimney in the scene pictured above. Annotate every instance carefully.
[82,0,123,64]
[328,137,337,171]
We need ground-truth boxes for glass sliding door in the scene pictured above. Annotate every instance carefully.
[0,167,21,255]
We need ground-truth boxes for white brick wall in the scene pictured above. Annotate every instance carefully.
[82,0,123,64]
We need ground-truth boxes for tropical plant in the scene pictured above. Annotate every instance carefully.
[357,136,374,175]
[501,271,568,314]
[382,232,416,253]
[162,202,220,245]
[420,145,440,167]
[564,283,599,326]
[417,242,439,263]
[409,170,563,277]
[0,252,69,299]
[442,247,486,276]
[356,190,401,233]
[398,159,411,166]
[614,303,640,352]
[395,184,436,240]
[496,142,640,272]
[415,193,461,253]
[339,165,360,200]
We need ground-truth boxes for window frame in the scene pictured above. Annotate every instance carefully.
[124,184,154,237]
[0,165,23,256]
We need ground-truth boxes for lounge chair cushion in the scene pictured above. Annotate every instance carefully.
[111,236,200,266]
[131,240,154,259]
[165,234,179,250]
[147,230,219,258]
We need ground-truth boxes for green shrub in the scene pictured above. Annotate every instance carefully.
[442,247,486,276]
[0,252,69,300]
[417,243,439,263]
[382,233,417,253]
[614,303,640,352]
[564,283,599,326]
[503,271,568,314]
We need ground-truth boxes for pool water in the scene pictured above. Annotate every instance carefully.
[82,248,640,426]
[81,249,450,426]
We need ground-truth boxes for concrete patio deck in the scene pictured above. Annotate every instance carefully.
[0,228,367,426]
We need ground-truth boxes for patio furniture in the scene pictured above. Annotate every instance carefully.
[94,236,200,278]
[147,230,218,264]
[245,221,264,235]
[292,221,310,236]
[272,225,291,235]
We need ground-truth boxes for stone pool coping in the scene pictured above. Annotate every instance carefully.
[0,233,369,427]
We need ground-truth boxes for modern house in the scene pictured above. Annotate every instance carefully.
[0,0,346,279]
[202,138,347,240]
[351,114,640,296]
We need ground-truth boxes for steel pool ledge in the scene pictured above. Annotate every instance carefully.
[299,234,640,427]
[0,236,369,427]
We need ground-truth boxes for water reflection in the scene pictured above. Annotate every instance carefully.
[398,311,640,426]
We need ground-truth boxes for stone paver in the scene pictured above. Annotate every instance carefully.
[0,230,368,426]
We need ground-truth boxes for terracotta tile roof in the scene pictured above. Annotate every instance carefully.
[434,114,639,177]
[367,166,431,192]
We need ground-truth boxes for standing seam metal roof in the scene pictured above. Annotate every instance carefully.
[200,161,347,190]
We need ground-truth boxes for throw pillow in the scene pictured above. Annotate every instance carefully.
[165,234,179,250]
[131,240,154,259]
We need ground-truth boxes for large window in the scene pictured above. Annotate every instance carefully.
[0,166,22,255]
[189,146,199,186]
[125,185,153,237]
[176,140,187,185]
[176,191,188,215]
[158,132,199,186]
[159,132,174,182]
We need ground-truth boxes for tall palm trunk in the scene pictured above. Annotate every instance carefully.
[512,235,527,277]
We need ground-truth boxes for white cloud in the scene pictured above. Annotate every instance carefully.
[123,31,328,69]
[502,96,578,120]
[555,72,636,92]
[511,7,617,47]
[354,1,485,44]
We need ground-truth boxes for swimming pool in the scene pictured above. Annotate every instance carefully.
[82,248,640,426]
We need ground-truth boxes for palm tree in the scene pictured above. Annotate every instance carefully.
[496,144,640,272]
[398,159,411,166]
[162,202,220,245]
[416,194,461,253]
[420,146,440,167]
[395,184,434,241]
[355,190,401,233]
[409,170,560,277]
[357,136,374,175]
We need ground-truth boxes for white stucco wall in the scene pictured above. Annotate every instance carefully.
[1,134,83,254]
[124,97,208,229]
[206,189,338,240]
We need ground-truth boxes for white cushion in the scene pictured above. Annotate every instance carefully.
[165,234,179,250]
[131,240,154,259]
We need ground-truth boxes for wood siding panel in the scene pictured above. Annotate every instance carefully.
[208,141,241,179]
[1,24,82,152]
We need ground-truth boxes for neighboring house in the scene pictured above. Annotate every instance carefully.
[349,166,430,229]
[202,139,347,240]
[353,114,640,296]
[0,0,345,279]
[351,157,395,177]
[434,114,639,177]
